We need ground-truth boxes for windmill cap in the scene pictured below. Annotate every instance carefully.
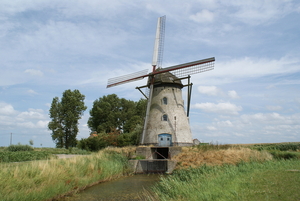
[148,70,183,88]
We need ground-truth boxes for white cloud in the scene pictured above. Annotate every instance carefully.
[27,89,38,95]
[228,0,295,25]
[266,105,282,111]
[45,103,51,108]
[240,112,299,125]
[198,86,222,96]
[217,120,233,127]
[194,56,300,86]
[17,121,36,129]
[207,126,217,130]
[0,104,48,129]
[0,102,17,115]
[198,86,240,99]
[36,120,49,128]
[17,108,46,121]
[227,90,239,99]
[192,111,300,144]
[190,10,215,23]
[193,102,242,115]
[24,69,43,77]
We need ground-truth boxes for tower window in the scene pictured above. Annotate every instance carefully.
[163,97,168,105]
[162,114,168,121]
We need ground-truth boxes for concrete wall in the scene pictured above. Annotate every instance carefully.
[136,146,182,160]
[129,146,182,174]
[129,160,177,174]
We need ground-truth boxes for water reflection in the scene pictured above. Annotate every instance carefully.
[66,174,161,201]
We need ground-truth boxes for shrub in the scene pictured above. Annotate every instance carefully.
[77,136,108,151]
[251,143,300,151]
[269,151,299,160]
[0,151,54,163]
[195,143,233,151]
[117,132,139,147]
[6,144,34,152]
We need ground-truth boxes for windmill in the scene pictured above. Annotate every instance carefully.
[107,16,215,146]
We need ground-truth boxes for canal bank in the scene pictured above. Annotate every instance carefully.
[64,174,162,201]
[56,146,182,200]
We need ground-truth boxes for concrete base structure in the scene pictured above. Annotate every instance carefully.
[136,146,182,159]
[128,146,182,174]
[129,159,177,174]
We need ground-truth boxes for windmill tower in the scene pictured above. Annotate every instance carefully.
[107,16,215,147]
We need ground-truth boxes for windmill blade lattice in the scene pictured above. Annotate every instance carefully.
[107,69,148,88]
[154,57,215,79]
[157,15,165,68]
[152,16,166,68]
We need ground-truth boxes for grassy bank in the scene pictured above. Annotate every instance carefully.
[0,149,130,201]
[148,160,300,201]
[145,144,300,201]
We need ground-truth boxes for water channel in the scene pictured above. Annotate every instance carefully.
[65,174,162,201]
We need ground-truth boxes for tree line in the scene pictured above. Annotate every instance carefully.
[48,90,146,151]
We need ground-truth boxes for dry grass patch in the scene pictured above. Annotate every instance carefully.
[174,146,272,169]
[104,146,137,158]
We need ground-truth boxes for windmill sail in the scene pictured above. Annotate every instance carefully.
[107,69,148,88]
[152,15,166,68]
[154,57,215,78]
[142,16,166,144]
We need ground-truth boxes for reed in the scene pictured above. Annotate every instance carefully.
[0,149,129,201]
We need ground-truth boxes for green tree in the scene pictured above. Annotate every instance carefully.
[88,94,146,134]
[77,133,108,151]
[48,89,87,149]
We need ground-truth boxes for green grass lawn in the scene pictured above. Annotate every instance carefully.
[235,166,300,201]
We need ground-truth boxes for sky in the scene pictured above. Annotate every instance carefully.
[0,0,299,147]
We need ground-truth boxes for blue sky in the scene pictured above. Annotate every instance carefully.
[0,1,299,147]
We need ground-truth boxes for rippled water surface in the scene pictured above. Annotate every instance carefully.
[66,174,161,201]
